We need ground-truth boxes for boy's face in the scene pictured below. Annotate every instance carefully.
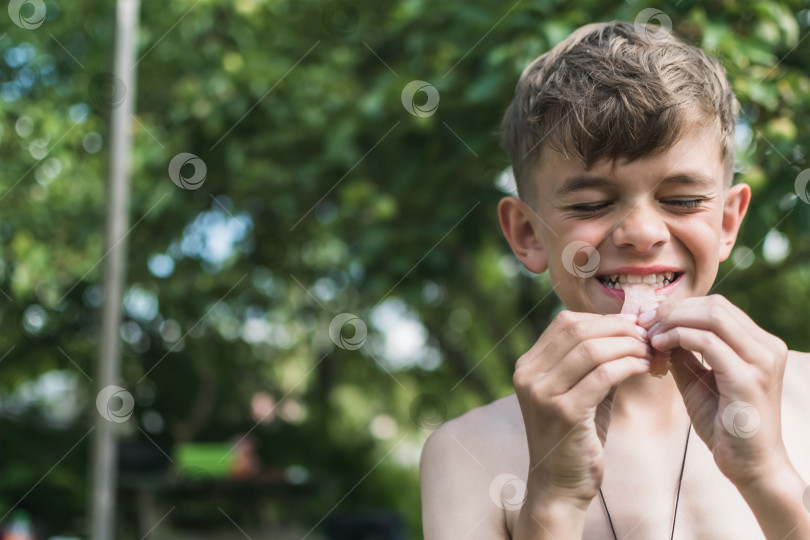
[498,125,751,315]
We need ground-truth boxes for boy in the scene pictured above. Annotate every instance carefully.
[420,21,810,539]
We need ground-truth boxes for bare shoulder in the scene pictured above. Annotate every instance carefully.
[420,393,527,540]
[425,393,524,459]
[786,349,810,365]
[781,350,810,482]
[783,349,810,399]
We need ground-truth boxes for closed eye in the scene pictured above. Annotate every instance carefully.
[570,202,612,213]
[569,198,706,214]
[662,199,705,208]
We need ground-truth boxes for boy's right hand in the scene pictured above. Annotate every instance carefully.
[512,310,652,509]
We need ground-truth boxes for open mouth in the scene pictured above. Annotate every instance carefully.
[596,272,683,291]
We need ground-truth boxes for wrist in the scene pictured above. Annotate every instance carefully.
[513,489,590,540]
[735,458,799,499]
[736,463,810,539]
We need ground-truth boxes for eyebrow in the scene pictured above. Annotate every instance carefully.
[555,172,717,196]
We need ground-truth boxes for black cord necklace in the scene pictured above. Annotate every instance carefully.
[598,420,692,539]
[599,355,705,539]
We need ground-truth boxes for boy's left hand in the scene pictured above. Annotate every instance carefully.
[640,294,790,489]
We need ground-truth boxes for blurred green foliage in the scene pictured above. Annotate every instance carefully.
[1,0,809,538]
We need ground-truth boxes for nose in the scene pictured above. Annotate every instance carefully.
[610,200,670,252]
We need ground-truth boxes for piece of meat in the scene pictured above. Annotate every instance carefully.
[621,283,670,377]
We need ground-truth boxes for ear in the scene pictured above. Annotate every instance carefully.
[497,196,548,273]
[718,182,751,262]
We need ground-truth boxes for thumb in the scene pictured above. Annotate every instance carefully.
[669,348,707,396]
[595,386,618,445]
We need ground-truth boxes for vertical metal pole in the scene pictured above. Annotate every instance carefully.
[90,1,139,539]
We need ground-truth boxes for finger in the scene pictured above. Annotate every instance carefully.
[547,336,652,395]
[655,304,767,356]
[534,314,647,371]
[668,347,713,399]
[650,327,739,378]
[516,311,607,372]
[643,297,771,360]
[668,349,719,447]
[567,356,652,410]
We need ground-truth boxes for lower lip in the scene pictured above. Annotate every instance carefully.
[595,273,684,301]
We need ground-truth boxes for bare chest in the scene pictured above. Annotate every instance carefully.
[504,423,766,539]
[579,426,764,540]
[502,352,810,539]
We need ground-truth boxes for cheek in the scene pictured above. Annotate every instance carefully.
[557,221,610,248]
[673,209,718,241]
[676,225,713,255]
[672,218,721,286]
[552,224,610,274]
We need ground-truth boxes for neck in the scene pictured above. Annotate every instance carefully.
[611,371,686,430]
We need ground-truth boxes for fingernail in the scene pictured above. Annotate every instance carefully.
[640,303,659,312]
[635,325,647,339]
[648,322,661,336]
[638,310,657,325]
[651,333,666,348]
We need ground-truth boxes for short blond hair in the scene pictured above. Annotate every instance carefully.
[500,21,737,204]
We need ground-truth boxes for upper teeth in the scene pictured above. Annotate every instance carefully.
[599,272,677,289]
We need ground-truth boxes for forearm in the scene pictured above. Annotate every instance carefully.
[512,493,588,540]
[737,464,810,539]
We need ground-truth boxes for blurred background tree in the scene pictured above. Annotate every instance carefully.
[0,0,809,538]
